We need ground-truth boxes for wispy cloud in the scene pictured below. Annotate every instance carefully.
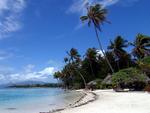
[0,50,13,60]
[68,0,140,15]
[0,64,57,84]
[23,64,35,73]
[0,0,26,39]
[67,0,119,15]
[67,0,140,30]
[47,59,63,68]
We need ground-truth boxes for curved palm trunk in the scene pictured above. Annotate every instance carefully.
[65,63,87,88]
[94,25,114,73]
[71,59,87,88]
[89,59,95,78]
[75,68,87,88]
[117,60,120,70]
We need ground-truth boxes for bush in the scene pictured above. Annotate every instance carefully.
[73,83,82,89]
[87,79,103,90]
[94,79,113,89]
[112,68,148,91]
[138,56,150,77]
[99,83,112,89]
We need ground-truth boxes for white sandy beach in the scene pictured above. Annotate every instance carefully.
[57,90,150,113]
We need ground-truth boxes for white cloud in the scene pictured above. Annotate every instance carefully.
[68,0,140,30]
[23,64,35,73]
[68,0,140,15]
[97,49,105,57]
[0,0,26,39]
[67,0,89,15]
[67,0,119,15]
[39,67,55,75]
[0,65,57,84]
[101,0,119,7]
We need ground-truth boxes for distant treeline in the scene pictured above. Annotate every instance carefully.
[9,83,63,88]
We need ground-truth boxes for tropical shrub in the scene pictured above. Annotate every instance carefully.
[73,83,82,89]
[94,79,112,89]
[138,56,150,77]
[112,68,148,91]
[87,79,103,90]
[100,83,112,89]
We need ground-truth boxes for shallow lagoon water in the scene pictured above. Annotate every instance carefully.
[0,88,83,113]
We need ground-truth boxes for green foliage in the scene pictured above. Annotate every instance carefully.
[112,68,147,90]
[54,71,62,79]
[99,83,113,89]
[53,33,150,90]
[87,79,103,89]
[140,56,150,65]
[108,36,135,70]
[131,34,150,59]
[80,3,114,73]
[80,4,107,30]
[138,56,150,77]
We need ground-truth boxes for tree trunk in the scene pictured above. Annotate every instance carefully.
[71,59,87,88]
[94,25,114,73]
[89,59,95,78]
[76,68,87,88]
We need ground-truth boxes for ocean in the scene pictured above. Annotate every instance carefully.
[0,88,83,113]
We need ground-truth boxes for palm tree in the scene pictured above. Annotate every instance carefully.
[80,4,114,73]
[131,34,150,59]
[54,71,62,79]
[85,48,97,78]
[108,36,129,69]
[108,36,128,56]
[54,70,70,89]
[67,48,87,88]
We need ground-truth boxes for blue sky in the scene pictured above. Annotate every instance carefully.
[0,0,149,84]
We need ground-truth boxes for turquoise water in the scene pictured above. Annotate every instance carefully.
[0,88,83,113]
[0,88,64,105]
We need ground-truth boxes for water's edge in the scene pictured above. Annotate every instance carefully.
[0,88,85,113]
[42,90,98,113]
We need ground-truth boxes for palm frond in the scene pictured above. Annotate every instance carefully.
[80,16,88,22]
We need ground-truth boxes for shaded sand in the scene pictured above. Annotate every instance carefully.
[55,90,150,113]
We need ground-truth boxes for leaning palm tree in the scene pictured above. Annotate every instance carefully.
[80,3,114,73]
[67,48,87,88]
[85,48,97,78]
[131,34,150,59]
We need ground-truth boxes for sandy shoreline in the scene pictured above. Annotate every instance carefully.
[43,90,97,113]
[50,90,150,113]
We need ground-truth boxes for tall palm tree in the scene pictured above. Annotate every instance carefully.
[80,4,114,73]
[131,34,150,59]
[67,48,87,88]
[85,48,97,78]
[108,36,129,69]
